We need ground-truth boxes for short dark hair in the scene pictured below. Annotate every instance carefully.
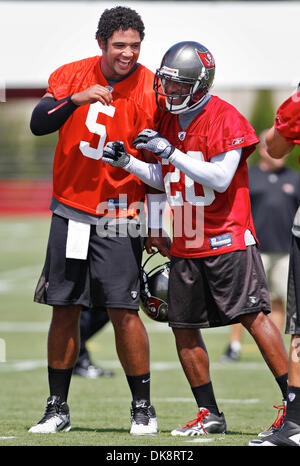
[95,6,145,46]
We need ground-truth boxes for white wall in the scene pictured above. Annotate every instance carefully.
[1,1,299,90]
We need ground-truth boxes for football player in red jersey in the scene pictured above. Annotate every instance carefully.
[28,6,170,435]
[103,41,290,437]
[249,89,300,446]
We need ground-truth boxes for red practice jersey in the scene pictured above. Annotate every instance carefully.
[47,56,162,217]
[159,96,259,258]
[275,91,300,145]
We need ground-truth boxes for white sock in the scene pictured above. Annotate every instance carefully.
[231,341,242,352]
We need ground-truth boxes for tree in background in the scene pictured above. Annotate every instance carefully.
[248,89,275,166]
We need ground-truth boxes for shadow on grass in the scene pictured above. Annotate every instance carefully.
[70,427,259,437]
[225,430,260,436]
[70,427,129,434]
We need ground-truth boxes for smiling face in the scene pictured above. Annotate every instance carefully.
[163,79,192,106]
[98,28,141,81]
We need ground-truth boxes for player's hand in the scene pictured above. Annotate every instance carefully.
[133,129,175,159]
[145,230,171,258]
[102,141,130,168]
[71,85,113,106]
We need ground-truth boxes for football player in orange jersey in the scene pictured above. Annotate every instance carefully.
[103,41,290,438]
[28,6,170,435]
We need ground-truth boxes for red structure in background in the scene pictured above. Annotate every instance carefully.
[5,89,45,99]
[0,180,52,215]
[0,89,52,216]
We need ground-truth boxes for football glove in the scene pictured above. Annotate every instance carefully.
[102,141,130,168]
[133,129,175,159]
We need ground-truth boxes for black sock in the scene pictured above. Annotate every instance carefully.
[48,366,73,402]
[191,381,220,415]
[275,372,288,400]
[286,386,300,425]
[126,373,151,402]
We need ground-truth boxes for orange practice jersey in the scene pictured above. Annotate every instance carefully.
[47,56,162,216]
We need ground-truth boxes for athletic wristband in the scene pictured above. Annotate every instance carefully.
[30,95,78,135]
[146,193,167,230]
[124,156,165,192]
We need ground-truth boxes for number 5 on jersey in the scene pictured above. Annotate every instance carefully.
[79,102,116,160]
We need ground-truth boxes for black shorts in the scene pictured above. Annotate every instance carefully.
[286,235,300,335]
[168,245,270,329]
[34,214,144,310]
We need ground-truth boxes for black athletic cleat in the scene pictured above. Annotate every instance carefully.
[249,420,300,446]
[73,358,114,378]
[130,399,158,435]
[171,407,226,436]
[221,344,241,362]
[258,402,286,437]
[28,395,71,433]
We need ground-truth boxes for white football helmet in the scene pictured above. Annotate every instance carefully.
[154,41,215,114]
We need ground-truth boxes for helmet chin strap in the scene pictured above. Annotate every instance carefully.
[166,95,191,114]
[168,90,208,115]
[167,77,208,114]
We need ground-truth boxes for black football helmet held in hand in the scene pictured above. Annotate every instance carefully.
[140,251,170,323]
[154,41,215,114]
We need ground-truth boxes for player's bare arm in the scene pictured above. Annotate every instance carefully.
[266,126,295,159]
[30,85,112,136]
[42,84,113,106]
[145,233,171,259]
[146,186,171,259]
[266,89,300,159]
[71,84,113,106]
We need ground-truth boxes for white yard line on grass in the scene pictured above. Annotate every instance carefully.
[0,265,42,293]
[104,397,260,404]
[0,321,230,334]
[0,322,50,332]
[0,358,266,373]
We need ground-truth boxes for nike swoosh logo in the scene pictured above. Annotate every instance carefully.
[136,403,148,409]
[142,378,150,384]
[55,416,68,428]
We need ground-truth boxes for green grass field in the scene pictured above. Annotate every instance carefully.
[0,216,291,450]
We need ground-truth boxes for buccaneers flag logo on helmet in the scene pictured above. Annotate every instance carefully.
[196,51,215,69]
